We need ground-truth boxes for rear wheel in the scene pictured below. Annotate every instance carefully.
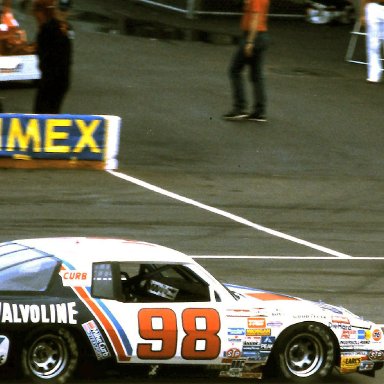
[22,328,78,384]
[276,323,335,382]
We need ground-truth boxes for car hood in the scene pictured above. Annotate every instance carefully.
[224,283,366,324]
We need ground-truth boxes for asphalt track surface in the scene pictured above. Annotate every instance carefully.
[0,1,384,383]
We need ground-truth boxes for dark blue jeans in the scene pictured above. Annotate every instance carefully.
[229,32,268,114]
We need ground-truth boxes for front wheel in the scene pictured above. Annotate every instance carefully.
[21,328,78,384]
[276,323,335,382]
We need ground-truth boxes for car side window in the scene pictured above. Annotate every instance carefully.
[0,257,58,292]
[121,263,211,303]
[91,262,211,303]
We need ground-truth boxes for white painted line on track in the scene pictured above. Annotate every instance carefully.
[108,170,352,259]
[192,255,384,260]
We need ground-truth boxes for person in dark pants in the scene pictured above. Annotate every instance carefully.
[224,0,270,122]
[33,0,72,114]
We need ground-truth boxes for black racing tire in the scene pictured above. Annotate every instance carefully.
[275,323,335,382]
[21,328,79,384]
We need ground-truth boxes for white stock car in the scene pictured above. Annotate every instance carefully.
[0,54,40,82]
[0,237,383,383]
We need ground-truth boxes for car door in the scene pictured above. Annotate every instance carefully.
[91,261,232,365]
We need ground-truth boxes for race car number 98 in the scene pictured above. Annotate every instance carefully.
[137,308,221,360]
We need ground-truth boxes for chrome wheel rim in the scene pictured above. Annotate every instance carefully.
[27,334,68,379]
[284,332,324,377]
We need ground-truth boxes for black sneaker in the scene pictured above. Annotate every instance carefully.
[247,112,267,122]
[223,110,248,121]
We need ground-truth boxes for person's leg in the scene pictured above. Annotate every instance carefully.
[248,33,268,120]
[34,85,49,114]
[227,42,248,116]
[34,84,67,114]
[50,89,67,114]
[366,3,383,82]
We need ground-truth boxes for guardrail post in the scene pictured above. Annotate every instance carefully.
[186,0,196,19]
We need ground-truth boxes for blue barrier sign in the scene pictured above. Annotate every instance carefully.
[0,114,121,169]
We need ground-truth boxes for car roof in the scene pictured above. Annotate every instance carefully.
[6,237,193,266]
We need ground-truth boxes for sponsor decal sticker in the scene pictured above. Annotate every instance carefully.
[293,314,326,320]
[245,336,261,343]
[242,344,260,359]
[358,329,370,340]
[246,328,271,337]
[260,336,275,350]
[341,329,357,340]
[0,302,77,324]
[368,350,384,361]
[340,356,361,372]
[59,270,90,287]
[82,320,111,360]
[372,329,382,342]
[147,280,179,301]
[225,348,241,358]
[340,340,369,346]
[332,316,350,325]
[267,321,283,327]
[329,322,352,331]
[229,338,243,344]
[359,361,375,371]
[228,328,246,336]
[319,303,343,314]
[243,341,260,347]
[247,317,266,329]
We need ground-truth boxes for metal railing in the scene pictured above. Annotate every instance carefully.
[135,0,304,19]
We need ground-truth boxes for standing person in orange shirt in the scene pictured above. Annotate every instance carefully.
[224,0,270,122]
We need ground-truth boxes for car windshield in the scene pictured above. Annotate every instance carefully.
[0,242,50,271]
[0,242,58,292]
